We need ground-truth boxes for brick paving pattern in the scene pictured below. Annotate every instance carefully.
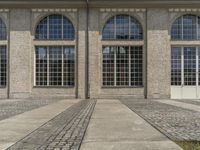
[7,100,96,150]
[121,99,200,141]
[0,99,63,121]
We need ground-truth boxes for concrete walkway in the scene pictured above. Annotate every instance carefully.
[0,99,80,150]
[80,99,183,150]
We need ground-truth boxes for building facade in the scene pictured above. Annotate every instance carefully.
[0,0,200,99]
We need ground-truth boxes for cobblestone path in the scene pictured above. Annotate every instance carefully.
[121,99,200,141]
[174,99,200,106]
[7,100,96,150]
[0,99,63,121]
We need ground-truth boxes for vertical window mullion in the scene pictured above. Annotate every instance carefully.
[129,16,131,39]
[114,16,116,39]
[62,46,64,86]
[181,47,184,86]
[114,47,117,86]
[181,16,183,40]
[47,47,49,86]
[47,16,49,39]
[62,16,64,39]
[197,16,199,40]
[129,46,131,86]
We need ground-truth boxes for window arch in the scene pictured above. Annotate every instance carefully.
[102,14,143,40]
[0,18,7,40]
[35,14,75,40]
[171,14,200,40]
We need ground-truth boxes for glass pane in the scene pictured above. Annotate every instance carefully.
[35,17,48,39]
[102,46,115,86]
[49,46,62,86]
[35,14,75,40]
[49,15,62,40]
[130,17,143,40]
[102,15,143,40]
[116,46,129,86]
[171,17,182,40]
[35,47,47,86]
[183,15,197,40]
[130,46,143,86]
[102,17,115,39]
[63,46,75,86]
[184,47,196,86]
[0,46,6,86]
[171,47,182,86]
[0,19,6,40]
[116,15,129,39]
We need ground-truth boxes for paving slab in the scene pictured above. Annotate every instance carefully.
[80,99,183,150]
[0,99,80,150]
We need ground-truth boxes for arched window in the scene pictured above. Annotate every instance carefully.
[0,18,6,87]
[102,15,143,40]
[35,14,75,87]
[35,14,75,40]
[0,18,6,40]
[102,15,143,87]
[171,14,200,40]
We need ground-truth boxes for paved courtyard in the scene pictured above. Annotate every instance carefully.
[0,98,200,149]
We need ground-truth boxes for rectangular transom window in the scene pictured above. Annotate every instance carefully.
[0,46,6,87]
[35,46,75,87]
[102,46,143,87]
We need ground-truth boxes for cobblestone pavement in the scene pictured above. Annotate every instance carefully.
[7,100,96,150]
[0,99,63,121]
[174,99,200,106]
[120,99,200,141]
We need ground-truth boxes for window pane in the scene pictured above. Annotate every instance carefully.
[63,46,75,86]
[130,46,143,86]
[171,15,198,40]
[35,14,75,40]
[35,17,48,39]
[49,15,62,40]
[183,15,196,40]
[116,15,129,39]
[0,19,6,40]
[102,15,143,40]
[102,17,115,39]
[35,46,75,87]
[102,46,143,87]
[102,46,115,86]
[130,17,143,40]
[49,46,62,86]
[171,47,182,86]
[171,17,182,40]
[184,47,196,86]
[35,47,48,86]
[116,46,129,86]
[0,46,6,86]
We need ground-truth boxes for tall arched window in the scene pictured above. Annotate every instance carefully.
[0,18,7,87]
[171,14,200,40]
[102,15,143,87]
[102,15,143,40]
[35,14,75,87]
[171,14,200,96]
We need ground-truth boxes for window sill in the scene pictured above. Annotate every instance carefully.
[0,86,6,89]
[101,86,144,88]
[33,86,75,88]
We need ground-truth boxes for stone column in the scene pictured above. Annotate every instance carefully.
[147,8,171,99]
[9,9,32,98]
